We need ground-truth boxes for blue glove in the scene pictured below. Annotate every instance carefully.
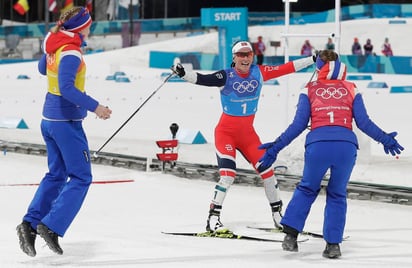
[313,50,321,63]
[256,141,282,172]
[383,132,404,156]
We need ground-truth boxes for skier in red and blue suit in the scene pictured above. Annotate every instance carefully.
[172,41,316,232]
[257,50,404,258]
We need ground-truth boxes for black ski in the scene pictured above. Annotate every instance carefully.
[247,226,323,238]
[162,229,309,243]
[247,226,349,240]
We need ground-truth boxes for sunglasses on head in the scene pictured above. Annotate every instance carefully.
[235,51,253,57]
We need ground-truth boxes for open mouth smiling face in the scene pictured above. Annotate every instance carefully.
[234,51,254,73]
[231,41,255,73]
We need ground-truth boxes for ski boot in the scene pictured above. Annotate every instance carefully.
[270,200,283,230]
[206,204,225,232]
[282,225,299,252]
[323,243,341,259]
[37,223,63,255]
[16,221,37,257]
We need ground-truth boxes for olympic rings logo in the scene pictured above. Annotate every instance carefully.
[233,80,259,93]
[315,87,348,99]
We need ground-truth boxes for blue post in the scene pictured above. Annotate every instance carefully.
[201,8,248,69]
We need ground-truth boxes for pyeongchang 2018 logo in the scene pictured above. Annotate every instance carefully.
[47,53,56,65]
[232,80,259,96]
[315,87,348,99]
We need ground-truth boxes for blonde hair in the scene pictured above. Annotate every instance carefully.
[50,6,84,33]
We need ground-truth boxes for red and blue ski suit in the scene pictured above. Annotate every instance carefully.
[194,61,309,180]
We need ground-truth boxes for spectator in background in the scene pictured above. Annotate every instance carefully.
[351,37,362,55]
[301,40,314,56]
[107,0,140,20]
[254,36,266,65]
[381,37,393,56]
[363,38,374,56]
[325,37,335,51]
[94,0,110,21]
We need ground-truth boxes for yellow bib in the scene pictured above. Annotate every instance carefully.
[46,45,86,96]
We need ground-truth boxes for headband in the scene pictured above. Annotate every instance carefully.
[61,7,92,33]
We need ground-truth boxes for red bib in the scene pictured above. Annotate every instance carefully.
[307,80,355,130]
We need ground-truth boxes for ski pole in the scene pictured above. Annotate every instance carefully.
[303,69,317,131]
[93,72,175,157]
[307,68,317,83]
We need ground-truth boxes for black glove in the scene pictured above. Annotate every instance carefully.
[171,63,185,78]
[383,132,404,156]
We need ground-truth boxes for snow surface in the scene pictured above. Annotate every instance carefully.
[1,18,412,267]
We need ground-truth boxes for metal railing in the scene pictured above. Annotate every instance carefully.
[2,140,411,206]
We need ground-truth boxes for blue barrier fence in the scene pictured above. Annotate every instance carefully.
[0,18,203,39]
[1,4,411,39]
[267,3,412,25]
[2,3,412,75]
[390,86,412,93]
[149,51,412,75]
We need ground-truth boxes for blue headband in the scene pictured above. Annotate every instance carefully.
[62,7,92,33]
[315,53,340,70]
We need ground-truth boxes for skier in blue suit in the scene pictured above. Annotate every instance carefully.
[16,7,112,257]
[257,50,404,258]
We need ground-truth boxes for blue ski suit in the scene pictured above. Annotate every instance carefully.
[22,30,99,237]
[259,58,403,243]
